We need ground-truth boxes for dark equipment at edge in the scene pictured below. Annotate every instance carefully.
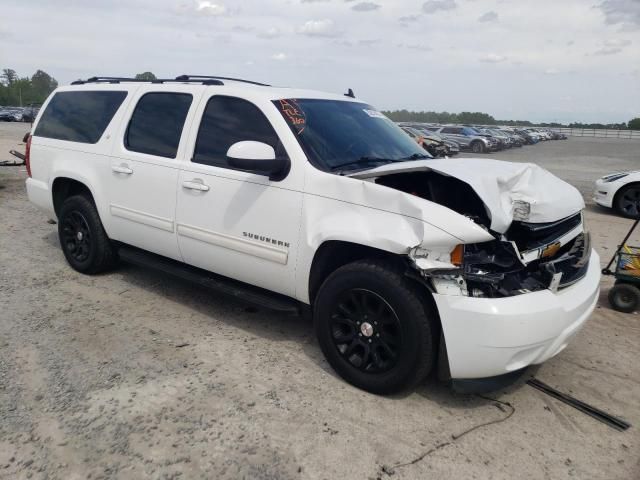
[602,217,640,313]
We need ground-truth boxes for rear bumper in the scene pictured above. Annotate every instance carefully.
[434,249,600,379]
[26,177,55,217]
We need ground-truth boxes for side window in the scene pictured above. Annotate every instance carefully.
[34,91,127,144]
[193,96,284,169]
[125,92,192,158]
[441,127,455,134]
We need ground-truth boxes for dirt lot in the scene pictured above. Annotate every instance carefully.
[1,123,639,479]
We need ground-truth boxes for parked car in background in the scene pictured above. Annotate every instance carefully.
[550,130,567,140]
[393,122,563,153]
[498,128,527,146]
[399,124,460,156]
[491,128,524,147]
[0,107,25,122]
[533,128,552,140]
[432,126,499,153]
[514,128,539,144]
[22,104,41,123]
[476,128,512,149]
[9,108,24,122]
[0,107,18,122]
[594,171,640,218]
[400,126,448,157]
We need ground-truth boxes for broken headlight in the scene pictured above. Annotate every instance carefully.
[417,240,548,298]
[460,240,542,298]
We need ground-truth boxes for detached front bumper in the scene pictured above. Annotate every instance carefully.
[434,249,600,379]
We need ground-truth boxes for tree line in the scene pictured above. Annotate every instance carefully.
[0,69,58,106]
[382,109,640,130]
[0,70,157,107]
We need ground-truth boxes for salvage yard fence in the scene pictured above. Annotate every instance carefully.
[554,127,640,140]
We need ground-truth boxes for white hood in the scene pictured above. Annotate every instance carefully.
[351,158,585,233]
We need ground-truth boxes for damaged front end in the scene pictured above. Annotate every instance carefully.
[411,212,590,298]
[351,158,591,298]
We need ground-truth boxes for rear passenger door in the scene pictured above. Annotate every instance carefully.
[107,87,200,260]
[175,95,303,298]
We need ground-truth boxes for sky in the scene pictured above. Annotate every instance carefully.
[1,0,639,123]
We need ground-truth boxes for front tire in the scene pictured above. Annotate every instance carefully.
[608,283,640,313]
[470,140,485,154]
[58,195,118,274]
[314,260,435,394]
[614,184,640,218]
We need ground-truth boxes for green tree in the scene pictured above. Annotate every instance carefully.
[1,68,18,86]
[31,70,58,99]
[0,68,58,105]
[135,72,157,81]
[629,118,640,130]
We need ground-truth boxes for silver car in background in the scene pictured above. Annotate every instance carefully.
[431,126,499,153]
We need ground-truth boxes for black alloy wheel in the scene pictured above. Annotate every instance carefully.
[329,288,402,373]
[314,259,435,394]
[58,195,118,274]
[61,210,92,263]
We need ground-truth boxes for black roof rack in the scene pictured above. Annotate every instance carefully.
[175,75,270,86]
[71,75,270,87]
[71,76,224,86]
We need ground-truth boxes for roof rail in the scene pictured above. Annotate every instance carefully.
[71,76,224,86]
[175,75,270,87]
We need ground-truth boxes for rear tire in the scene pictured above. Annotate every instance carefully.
[608,283,640,313]
[614,184,640,219]
[314,259,435,394]
[470,141,485,154]
[58,195,118,274]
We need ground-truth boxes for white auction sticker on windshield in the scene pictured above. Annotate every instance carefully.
[363,109,386,119]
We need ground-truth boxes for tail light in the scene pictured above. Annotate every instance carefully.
[25,134,32,177]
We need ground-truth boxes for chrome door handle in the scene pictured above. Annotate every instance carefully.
[182,180,210,192]
[112,165,133,174]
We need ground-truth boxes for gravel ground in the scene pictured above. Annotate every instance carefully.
[1,123,639,479]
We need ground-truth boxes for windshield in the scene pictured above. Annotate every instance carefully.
[273,99,431,172]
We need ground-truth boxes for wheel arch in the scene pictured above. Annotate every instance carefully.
[51,176,97,217]
[307,240,436,311]
[309,241,396,304]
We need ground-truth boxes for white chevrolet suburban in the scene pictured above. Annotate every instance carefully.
[25,76,600,394]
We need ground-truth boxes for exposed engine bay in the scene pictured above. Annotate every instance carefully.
[371,169,590,298]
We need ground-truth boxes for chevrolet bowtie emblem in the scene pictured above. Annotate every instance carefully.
[541,242,562,259]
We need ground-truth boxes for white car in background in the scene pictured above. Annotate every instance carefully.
[594,171,640,218]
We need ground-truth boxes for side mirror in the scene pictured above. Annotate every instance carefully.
[226,141,289,181]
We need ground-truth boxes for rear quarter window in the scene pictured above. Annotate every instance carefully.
[34,91,127,143]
